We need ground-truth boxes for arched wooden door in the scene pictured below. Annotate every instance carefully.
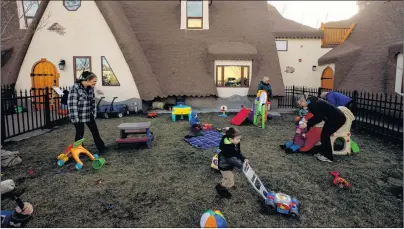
[31,59,60,109]
[321,66,334,89]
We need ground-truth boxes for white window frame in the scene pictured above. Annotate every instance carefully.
[180,0,209,30]
[16,0,41,29]
[214,60,253,88]
[275,40,288,51]
[394,53,403,95]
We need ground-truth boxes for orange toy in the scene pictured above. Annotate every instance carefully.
[57,138,105,170]
[202,123,213,131]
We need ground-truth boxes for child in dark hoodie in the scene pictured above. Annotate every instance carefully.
[257,76,272,101]
[215,127,248,198]
[185,111,203,138]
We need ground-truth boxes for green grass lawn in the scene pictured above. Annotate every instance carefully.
[1,113,402,227]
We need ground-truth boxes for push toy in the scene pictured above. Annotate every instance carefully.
[97,97,130,119]
[329,171,351,189]
[218,105,228,117]
[57,138,105,170]
[242,163,299,218]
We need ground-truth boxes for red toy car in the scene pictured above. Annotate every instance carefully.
[148,112,157,118]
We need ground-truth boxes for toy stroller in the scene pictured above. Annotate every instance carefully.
[242,163,300,218]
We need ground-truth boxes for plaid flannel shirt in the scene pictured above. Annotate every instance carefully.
[67,83,96,123]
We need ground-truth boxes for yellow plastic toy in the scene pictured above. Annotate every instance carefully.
[57,138,105,170]
[171,104,192,121]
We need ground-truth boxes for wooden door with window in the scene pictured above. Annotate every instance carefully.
[31,58,60,110]
[321,66,334,89]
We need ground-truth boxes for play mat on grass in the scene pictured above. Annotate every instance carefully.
[184,130,222,150]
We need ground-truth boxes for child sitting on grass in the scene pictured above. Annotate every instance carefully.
[215,127,248,199]
[185,111,203,138]
[280,117,308,153]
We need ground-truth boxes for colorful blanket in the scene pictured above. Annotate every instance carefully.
[184,130,222,150]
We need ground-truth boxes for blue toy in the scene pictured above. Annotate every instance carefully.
[298,108,308,117]
[264,191,299,217]
[97,97,130,119]
[242,163,300,218]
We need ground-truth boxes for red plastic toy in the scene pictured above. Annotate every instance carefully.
[329,171,351,189]
[148,112,157,118]
[202,123,214,131]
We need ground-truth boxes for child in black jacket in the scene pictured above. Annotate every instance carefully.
[215,127,248,198]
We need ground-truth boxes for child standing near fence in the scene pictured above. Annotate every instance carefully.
[215,127,248,198]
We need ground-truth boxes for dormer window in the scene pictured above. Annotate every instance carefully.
[187,1,203,29]
[17,0,40,29]
[181,0,209,30]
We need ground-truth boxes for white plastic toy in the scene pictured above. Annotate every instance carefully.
[331,106,355,155]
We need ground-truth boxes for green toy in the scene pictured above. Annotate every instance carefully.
[350,140,360,153]
[253,90,269,129]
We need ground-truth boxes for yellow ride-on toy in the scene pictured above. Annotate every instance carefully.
[57,138,105,170]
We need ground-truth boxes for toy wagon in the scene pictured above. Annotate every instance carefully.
[97,97,130,119]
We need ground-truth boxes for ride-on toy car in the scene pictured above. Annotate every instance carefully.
[97,97,130,119]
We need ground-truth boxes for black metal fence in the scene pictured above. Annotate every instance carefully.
[278,86,403,144]
[1,85,71,144]
[2,84,403,145]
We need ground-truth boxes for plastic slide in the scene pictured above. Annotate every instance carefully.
[230,108,251,126]
[299,127,322,152]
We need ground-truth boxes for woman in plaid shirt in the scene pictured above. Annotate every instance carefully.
[67,71,107,154]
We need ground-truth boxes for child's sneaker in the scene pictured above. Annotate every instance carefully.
[279,144,286,150]
[215,184,232,199]
[315,154,333,162]
[285,148,294,154]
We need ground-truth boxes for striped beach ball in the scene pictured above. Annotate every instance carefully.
[200,209,227,228]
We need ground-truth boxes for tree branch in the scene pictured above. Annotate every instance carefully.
[1,1,51,43]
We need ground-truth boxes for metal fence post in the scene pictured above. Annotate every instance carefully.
[44,87,52,129]
[1,99,5,145]
[291,85,295,108]
[352,90,358,114]
[317,87,322,97]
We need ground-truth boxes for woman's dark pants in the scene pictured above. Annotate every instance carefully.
[320,116,346,161]
[73,116,105,152]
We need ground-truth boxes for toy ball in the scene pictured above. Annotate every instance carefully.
[200,209,227,228]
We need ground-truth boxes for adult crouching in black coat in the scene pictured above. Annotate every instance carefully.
[296,95,346,162]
